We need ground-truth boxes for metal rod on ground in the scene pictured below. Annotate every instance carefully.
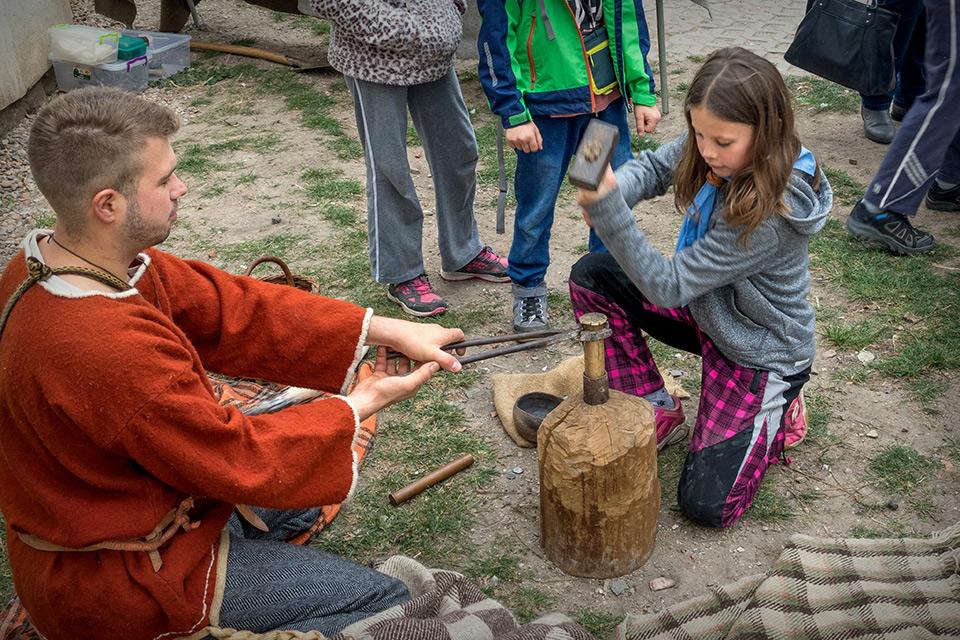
[656,0,669,115]
[389,454,475,506]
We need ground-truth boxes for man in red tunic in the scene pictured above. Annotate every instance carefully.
[0,87,466,640]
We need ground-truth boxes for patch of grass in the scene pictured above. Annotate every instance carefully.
[802,393,843,462]
[657,438,686,501]
[810,219,960,397]
[321,205,357,226]
[821,317,885,350]
[672,81,689,97]
[230,38,256,46]
[301,168,364,203]
[546,288,574,325]
[218,233,309,264]
[943,436,960,464]
[909,496,939,521]
[906,376,946,414]
[575,609,624,639]
[200,185,227,199]
[176,134,283,178]
[466,546,522,583]
[406,126,421,146]
[687,54,706,64]
[315,376,496,565]
[289,15,330,37]
[850,524,901,539]
[574,242,589,254]
[175,143,224,177]
[235,172,258,185]
[822,166,864,206]
[786,77,859,113]
[747,474,823,523]
[867,444,939,495]
[505,586,555,624]
[33,211,57,228]
[190,96,212,107]
[832,365,871,384]
[160,61,255,87]
[475,122,518,208]
[632,134,661,153]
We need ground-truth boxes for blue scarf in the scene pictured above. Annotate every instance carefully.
[674,147,816,254]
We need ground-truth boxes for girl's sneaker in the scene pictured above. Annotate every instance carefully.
[440,246,509,282]
[387,275,448,317]
[784,391,808,449]
[655,396,687,452]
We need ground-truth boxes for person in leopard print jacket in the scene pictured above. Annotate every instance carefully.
[302,0,510,317]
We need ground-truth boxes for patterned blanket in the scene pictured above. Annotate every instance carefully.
[204,556,594,640]
[620,523,960,640]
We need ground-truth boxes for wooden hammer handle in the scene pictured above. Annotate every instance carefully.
[389,454,475,506]
[190,40,294,66]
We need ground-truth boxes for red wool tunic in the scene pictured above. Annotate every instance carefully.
[0,235,370,640]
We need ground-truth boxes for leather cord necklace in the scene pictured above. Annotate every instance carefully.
[0,239,134,339]
[48,234,132,291]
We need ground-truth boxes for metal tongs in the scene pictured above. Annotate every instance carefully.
[387,328,572,365]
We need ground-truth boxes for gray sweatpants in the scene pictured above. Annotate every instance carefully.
[347,68,483,284]
[216,508,410,635]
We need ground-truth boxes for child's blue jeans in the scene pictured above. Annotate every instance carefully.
[508,99,634,289]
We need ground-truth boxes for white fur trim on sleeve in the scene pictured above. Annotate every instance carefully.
[336,394,363,501]
[340,308,374,395]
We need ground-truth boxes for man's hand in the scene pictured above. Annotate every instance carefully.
[348,347,440,420]
[505,121,543,153]
[634,105,661,134]
[576,164,618,220]
[366,316,464,373]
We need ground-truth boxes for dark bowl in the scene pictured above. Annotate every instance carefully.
[513,392,565,444]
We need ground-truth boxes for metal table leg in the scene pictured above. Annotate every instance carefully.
[656,0,669,114]
[184,0,205,29]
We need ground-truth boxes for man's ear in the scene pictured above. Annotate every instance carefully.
[91,188,125,224]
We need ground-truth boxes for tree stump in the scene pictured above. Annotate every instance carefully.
[537,313,660,578]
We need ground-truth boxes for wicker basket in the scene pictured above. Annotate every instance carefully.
[243,256,317,293]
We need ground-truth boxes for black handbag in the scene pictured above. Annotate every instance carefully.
[784,0,900,96]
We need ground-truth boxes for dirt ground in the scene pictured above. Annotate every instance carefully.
[3,0,959,628]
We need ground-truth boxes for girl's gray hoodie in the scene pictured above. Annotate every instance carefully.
[585,134,833,376]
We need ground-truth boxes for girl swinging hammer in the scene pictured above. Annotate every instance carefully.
[571,47,833,528]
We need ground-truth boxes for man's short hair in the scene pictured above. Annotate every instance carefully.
[27,87,180,235]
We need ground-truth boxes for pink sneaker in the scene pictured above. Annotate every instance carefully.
[440,246,509,283]
[655,396,687,452]
[784,391,808,449]
[387,275,448,317]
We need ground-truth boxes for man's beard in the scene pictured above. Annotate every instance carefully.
[124,198,173,248]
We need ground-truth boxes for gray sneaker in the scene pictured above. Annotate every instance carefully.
[513,294,549,333]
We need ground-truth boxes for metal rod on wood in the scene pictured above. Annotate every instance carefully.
[389,454,475,506]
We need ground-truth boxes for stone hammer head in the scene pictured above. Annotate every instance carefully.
[568,119,620,191]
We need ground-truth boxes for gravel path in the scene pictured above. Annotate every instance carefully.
[0,1,127,262]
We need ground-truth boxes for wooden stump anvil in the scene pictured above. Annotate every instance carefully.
[568,119,620,191]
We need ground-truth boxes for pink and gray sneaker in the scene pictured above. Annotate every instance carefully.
[440,246,509,283]
[387,275,448,317]
[783,391,808,449]
[655,396,687,452]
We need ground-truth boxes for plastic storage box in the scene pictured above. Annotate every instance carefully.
[50,55,149,93]
[122,30,191,79]
[48,24,119,64]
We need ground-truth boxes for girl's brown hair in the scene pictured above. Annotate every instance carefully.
[674,47,808,247]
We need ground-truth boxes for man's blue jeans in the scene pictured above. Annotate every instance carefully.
[509,99,634,289]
